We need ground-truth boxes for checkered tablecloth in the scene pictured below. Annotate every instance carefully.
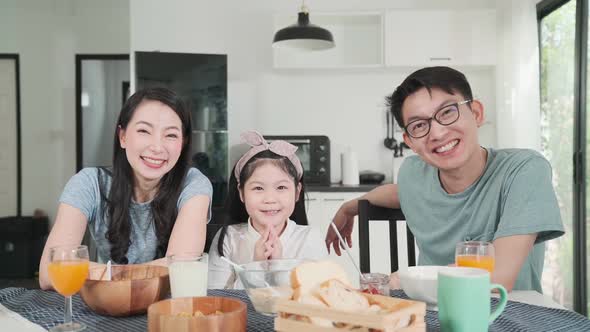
[388,290,590,332]
[1,287,590,331]
[0,288,273,331]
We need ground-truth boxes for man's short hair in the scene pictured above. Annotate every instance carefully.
[386,66,473,128]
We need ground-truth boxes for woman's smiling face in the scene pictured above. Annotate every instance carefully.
[118,100,184,184]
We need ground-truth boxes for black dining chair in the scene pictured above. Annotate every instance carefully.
[357,199,416,273]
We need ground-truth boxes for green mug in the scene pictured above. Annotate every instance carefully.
[438,267,507,332]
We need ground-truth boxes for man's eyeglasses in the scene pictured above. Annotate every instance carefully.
[403,100,472,138]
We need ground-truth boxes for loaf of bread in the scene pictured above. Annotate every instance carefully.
[288,261,389,329]
[277,261,423,331]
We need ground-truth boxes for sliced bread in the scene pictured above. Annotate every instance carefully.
[295,292,333,328]
[317,279,370,311]
[290,260,351,294]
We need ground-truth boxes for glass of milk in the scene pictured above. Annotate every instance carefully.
[168,252,208,298]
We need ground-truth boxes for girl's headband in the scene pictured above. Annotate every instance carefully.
[234,130,303,182]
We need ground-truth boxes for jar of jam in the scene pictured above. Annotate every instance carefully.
[360,273,390,295]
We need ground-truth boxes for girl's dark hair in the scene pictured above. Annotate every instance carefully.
[216,150,307,256]
[98,87,192,264]
[386,66,473,128]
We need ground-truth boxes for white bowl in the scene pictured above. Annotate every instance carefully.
[398,265,449,305]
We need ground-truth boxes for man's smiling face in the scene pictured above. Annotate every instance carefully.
[401,87,485,172]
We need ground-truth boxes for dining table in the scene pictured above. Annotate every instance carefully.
[1,287,590,332]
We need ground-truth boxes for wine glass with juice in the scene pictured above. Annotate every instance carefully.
[48,245,89,332]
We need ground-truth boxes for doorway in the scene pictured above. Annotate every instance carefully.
[75,54,129,261]
[75,54,130,171]
[538,0,589,315]
[0,54,21,217]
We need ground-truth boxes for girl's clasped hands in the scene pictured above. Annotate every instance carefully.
[254,224,283,261]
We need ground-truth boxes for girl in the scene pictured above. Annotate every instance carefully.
[208,130,328,289]
[39,87,212,290]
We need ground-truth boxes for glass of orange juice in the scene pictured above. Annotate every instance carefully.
[455,241,495,273]
[48,245,89,332]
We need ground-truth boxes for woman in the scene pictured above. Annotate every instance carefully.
[39,87,212,290]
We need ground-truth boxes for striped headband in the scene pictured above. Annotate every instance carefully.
[234,130,303,182]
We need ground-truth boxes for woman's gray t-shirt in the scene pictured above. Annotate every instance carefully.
[59,167,213,264]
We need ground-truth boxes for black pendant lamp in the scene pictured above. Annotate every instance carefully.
[272,3,335,50]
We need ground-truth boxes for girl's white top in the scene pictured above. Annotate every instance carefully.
[207,219,328,289]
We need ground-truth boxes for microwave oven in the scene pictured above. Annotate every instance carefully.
[264,135,330,186]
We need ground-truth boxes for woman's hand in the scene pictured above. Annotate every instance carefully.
[39,204,88,290]
[325,201,356,256]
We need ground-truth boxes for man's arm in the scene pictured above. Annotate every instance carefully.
[335,184,401,223]
[355,183,401,210]
[384,234,539,291]
[325,184,400,255]
[491,154,563,292]
[492,234,537,292]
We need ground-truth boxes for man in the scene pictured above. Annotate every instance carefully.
[326,66,564,292]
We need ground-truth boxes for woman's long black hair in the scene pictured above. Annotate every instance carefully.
[98,87,192,264]
[217,150,307,257]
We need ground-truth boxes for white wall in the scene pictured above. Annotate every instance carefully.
[0,0,129,224]
[0,0,539,223]
[260,68,496,183]
[130,0,499,183]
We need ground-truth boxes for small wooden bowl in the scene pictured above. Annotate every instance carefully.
[148,297,247,332]
[80,265,170,317]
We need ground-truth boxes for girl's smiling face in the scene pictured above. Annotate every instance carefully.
[239,161,301,232]
[118,100,184,185]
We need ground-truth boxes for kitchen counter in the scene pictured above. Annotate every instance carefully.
[307,183,381,192]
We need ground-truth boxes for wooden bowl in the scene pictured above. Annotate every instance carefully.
[147,297,247,332]
[80,265,170,317]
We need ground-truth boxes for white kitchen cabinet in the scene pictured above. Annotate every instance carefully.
[384,9,496,67]
[273,12,384,69]
[305,191,398,287]
[304,194,324,230]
